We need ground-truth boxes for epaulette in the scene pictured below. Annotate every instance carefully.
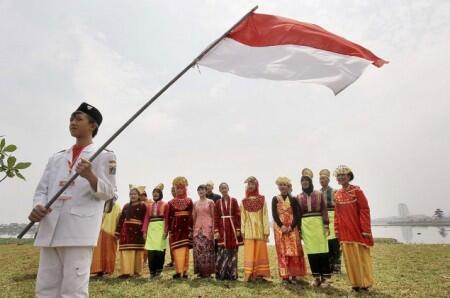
[103,148,114,152]
[56,149,66,153]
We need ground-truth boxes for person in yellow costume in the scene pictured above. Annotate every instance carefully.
[241,176,271,282]
[91,196,121,276]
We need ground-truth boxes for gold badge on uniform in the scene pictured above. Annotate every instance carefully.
[108,160,116,175]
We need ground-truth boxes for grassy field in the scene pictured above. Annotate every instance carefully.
[0,239,449,297]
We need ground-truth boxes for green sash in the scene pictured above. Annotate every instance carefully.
[301,215,329,254]
[144,220,166,251]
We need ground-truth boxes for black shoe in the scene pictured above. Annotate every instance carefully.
[352,287,361,292]
[173,273,181,279]
[182,273,188,279]
[165,262,174,268]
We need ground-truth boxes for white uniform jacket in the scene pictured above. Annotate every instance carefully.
[33,143,117,247]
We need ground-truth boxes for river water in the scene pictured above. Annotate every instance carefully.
[3,225,450,244]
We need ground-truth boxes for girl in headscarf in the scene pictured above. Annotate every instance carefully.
[334,165,374,292]
[214,182,243,280]
[297,168,331,288]
[192,184,216,278]
[241,176,271,282]
[272,177,306,284]
[115,186,147,278]
[142,183,167,279]
[165,177,193,279]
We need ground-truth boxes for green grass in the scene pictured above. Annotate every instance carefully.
[0,239,449,297]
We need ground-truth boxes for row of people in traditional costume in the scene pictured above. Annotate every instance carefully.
[90,165,374,292]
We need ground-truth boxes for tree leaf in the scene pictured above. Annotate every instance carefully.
[16,172,25,180]
[0,138,4,151]
[6,170,14,177]
[3,144,17,153]
[7,156,16,168]
[15,162,31,170]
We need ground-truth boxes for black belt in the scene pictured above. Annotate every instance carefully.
[302,212,322,218]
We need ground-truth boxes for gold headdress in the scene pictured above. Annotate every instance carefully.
[155,183,164,191]
[172,176,188,187]
[275,176,292,186]
[129,184,146,195]
[334,165,352,176]
[319,169,331,178]
[301,168,313,179]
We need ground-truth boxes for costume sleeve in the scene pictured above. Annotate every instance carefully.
[263,200,270,236]
[271,196,283,227]
[32,156,53,207]
[240,202,246,236]
[115,205,126,237]
[192,201,197,227]
[234,199,242,232]
[356,188,372,234]
[141,204,150,234]
[165,203,173,234]
[92,151,117,201]
[188,200,194,231]
[320,192,330,227]
[296,195,304,231]
[113,204,121,231]
[290,196,300,230]
[214,201,221,234]
[334,203,340,239]
[163,203,169,234]
[209,200,215,230]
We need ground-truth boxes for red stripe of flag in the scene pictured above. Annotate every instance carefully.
[228,13,388,67]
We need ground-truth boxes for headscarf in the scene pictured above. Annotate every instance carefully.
[244,176,260,198]
[301,176,314,195]
[152,188,163,201]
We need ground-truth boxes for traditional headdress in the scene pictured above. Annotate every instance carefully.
[155,183,164,191]
[172,176,188,187]
[319,169,331,178]
[334,165,352,176]
[129,184,146,195]
[244,176,260,197]
[301,168,314,179]
[275,176,292,186]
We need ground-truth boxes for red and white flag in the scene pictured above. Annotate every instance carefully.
[198,13,387,94]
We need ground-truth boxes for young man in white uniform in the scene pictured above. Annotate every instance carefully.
[28,102,117,298]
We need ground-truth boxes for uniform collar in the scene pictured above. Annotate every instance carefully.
[64,143,96,161]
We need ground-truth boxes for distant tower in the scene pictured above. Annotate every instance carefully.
[398,203,409,218]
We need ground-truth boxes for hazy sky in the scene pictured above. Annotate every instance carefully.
[1,0,450,224]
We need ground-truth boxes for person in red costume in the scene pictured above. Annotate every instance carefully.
[334,165,374,292]
[165,176,193,279]
[214,182,243,280]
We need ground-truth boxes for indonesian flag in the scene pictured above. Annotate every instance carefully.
[198,13,387,94]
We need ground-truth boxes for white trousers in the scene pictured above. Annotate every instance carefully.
[36,246,93,298]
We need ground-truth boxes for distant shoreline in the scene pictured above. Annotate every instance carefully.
[372,222,450,227]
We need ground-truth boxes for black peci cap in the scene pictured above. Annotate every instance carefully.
[74,102,103,126]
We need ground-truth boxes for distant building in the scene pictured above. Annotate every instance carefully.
[398,203,409,218]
